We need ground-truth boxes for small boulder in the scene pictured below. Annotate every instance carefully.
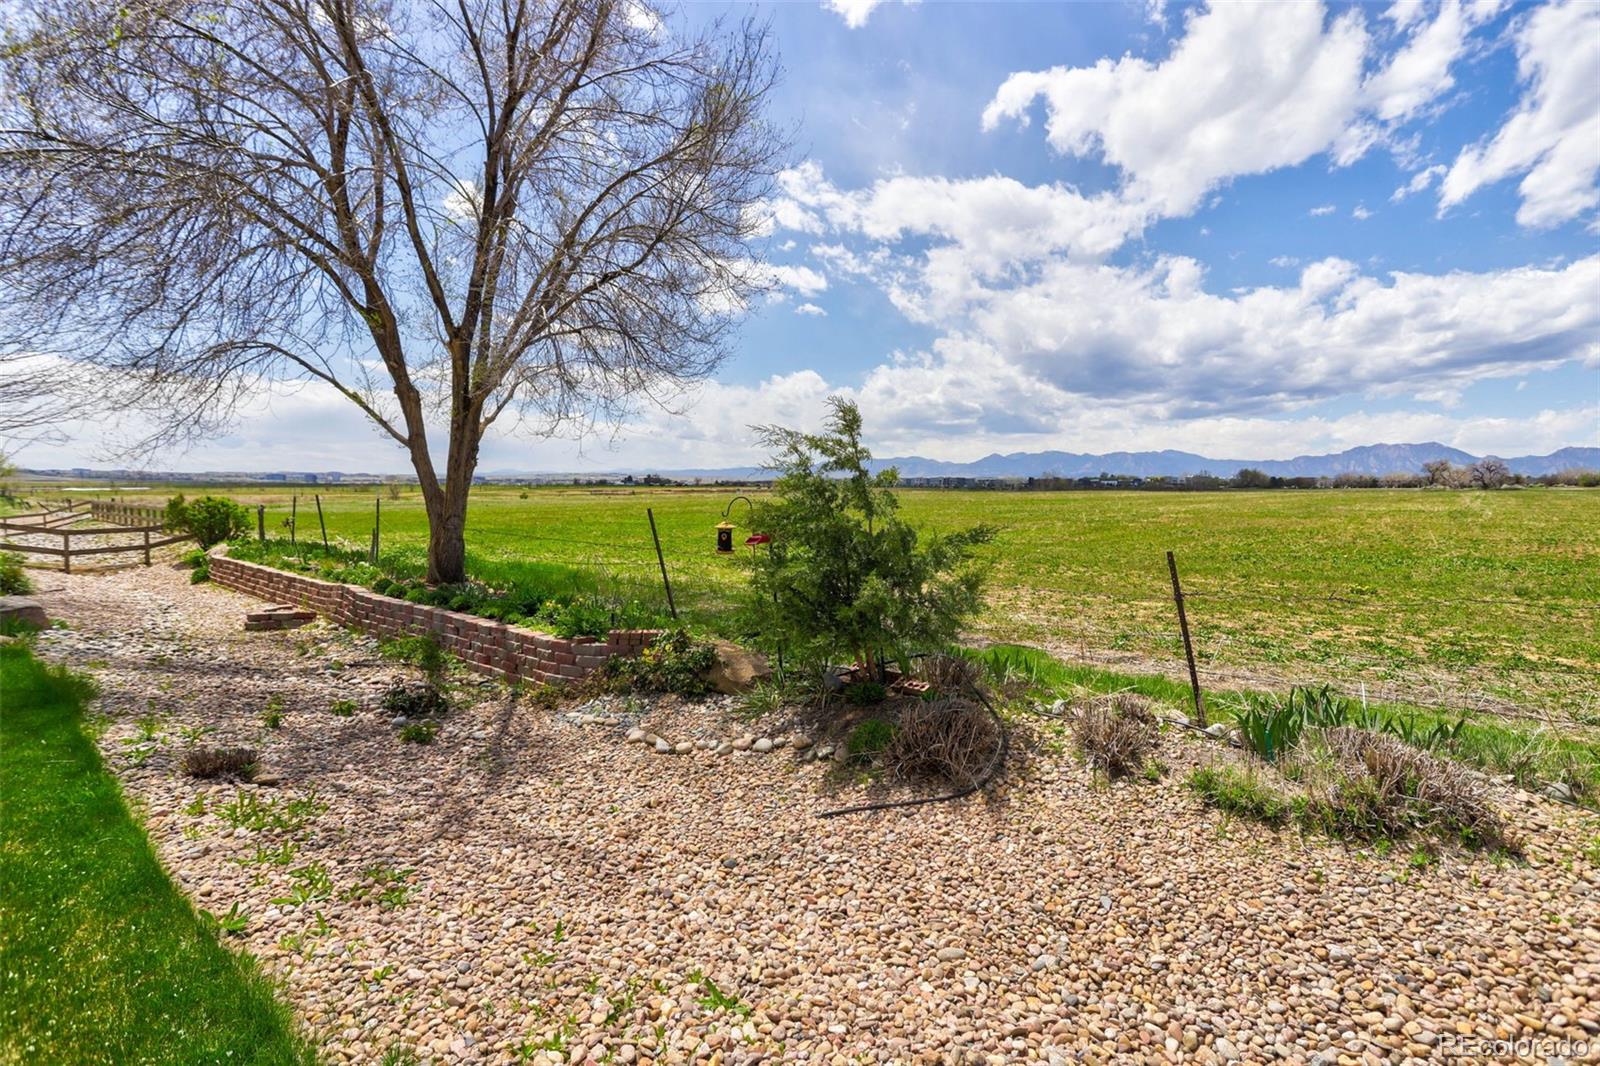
[1542,781,1576,803]
[0,597,47,629]
[705,641,772,695]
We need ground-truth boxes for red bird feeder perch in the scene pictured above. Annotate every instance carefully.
[744,533,771,547]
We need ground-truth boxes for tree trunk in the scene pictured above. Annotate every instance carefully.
[421,399,482,585]
[426,489,469,584]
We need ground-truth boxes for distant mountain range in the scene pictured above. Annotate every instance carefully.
[26,443,1599,484]
[598,443,1600,482]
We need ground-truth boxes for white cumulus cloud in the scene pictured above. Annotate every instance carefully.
[1391,163,1446,201]
[1439,0,1600,228]
[821,0,914,30]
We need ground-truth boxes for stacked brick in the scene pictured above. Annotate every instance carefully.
[210,550,659,686]
[243,605,316,631]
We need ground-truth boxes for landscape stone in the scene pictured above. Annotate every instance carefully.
[704,640,773,694]
[0,596,47,628]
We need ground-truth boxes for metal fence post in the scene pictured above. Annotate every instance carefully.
[1166,550,1206,726]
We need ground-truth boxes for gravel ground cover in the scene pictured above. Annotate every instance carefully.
[22,562,1600,1065]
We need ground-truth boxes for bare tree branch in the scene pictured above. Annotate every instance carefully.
[0,0,786,580]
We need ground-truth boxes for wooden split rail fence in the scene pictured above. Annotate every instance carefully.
[0,500,192,572]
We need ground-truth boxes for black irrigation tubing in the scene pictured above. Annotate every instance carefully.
[816,689,1011,819]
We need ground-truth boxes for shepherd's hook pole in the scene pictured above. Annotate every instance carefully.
[647,508,678,620]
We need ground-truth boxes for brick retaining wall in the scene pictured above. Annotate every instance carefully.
[209,549,658,686]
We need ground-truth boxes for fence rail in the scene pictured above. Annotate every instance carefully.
[2,500,191,572]
[84,500,168,527]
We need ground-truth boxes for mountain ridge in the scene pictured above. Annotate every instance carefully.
[608,443,1600,481]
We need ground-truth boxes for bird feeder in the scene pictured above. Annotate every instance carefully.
[745,533,770,547]
[715,521,735,553]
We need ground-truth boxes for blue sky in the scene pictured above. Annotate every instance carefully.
[18,0,1600,473]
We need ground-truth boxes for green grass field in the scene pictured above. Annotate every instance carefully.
[0,640,315,1064]
[29,483,1600,717]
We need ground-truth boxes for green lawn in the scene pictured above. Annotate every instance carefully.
[39,483,1600,714]
[0,640,315,1064]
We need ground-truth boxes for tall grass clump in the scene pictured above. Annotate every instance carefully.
[1220,684,1596,806]
[1073,693,1158,777]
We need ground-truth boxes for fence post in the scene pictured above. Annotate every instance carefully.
[1166,550,1206,726]
[143,528,151,566]
[646,508,678,621]
[372,496,380,564]
[257,504,266,542]
[314,494,329,551]
[290,496,297,546]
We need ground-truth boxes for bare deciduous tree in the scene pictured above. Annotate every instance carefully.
[1469,457,1511,489]
[1422,459,1464,488]
[1,0,785,581]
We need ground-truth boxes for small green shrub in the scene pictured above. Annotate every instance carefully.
[378,635,448,683]
[380,683,448,720]
[165,495,251,549]
[843,680,887,706]
[0,551,33,596]
[846,717,897,762]
[604,629,717,697]
[328,698,357,717]
[398,720,438,744]
[745,398,995,680]
[188,558,211,583]
[1186,765,1291,825]
[178,547,208,569]
[736,677,810,718]
[260,697,286,730]
[536,598,611,639]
